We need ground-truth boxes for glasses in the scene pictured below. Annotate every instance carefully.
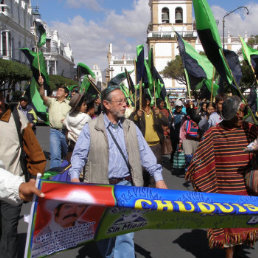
[109,98,127,105]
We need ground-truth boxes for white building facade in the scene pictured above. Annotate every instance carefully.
[107,43,136,87]
[0,0,34,63]
[0,0,75,80]
[40,24,75,79]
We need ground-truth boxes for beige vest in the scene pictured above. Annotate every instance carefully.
[0,110,28,177]
[85,113,143,186]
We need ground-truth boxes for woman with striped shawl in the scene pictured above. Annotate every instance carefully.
[186,96,257,258]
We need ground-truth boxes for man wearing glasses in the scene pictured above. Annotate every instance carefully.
[69,86,167,258]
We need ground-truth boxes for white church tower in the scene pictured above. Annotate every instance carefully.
[147,0,197,94]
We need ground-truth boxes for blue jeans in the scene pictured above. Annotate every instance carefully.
[97,180,135,258]
[50,128,68,169]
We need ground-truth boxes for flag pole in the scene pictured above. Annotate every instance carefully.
[126,69,134,107]
[88,77,101,94]
[33,21,41,77]
[139,80,143,110]
[210,67,216,104]
[153,80,156,107]
[184,68,192,100]
[134,60,137,109]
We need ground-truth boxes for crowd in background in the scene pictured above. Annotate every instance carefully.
[0,80,257,258]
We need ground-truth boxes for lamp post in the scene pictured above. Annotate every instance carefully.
[222,6,249,49]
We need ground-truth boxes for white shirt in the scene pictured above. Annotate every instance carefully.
[0,160,24,205]
[63,112,91,142]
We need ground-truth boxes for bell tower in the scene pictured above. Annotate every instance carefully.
[147,0,197,91]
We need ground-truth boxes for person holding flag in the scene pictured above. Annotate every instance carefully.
[130,93,168,186]
[38,76,71,168]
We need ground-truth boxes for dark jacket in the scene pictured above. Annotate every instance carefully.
[130,109,168,144]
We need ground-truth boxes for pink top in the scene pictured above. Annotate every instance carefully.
[179,119,188,144]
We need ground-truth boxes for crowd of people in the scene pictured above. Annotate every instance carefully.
[0,76,257,258]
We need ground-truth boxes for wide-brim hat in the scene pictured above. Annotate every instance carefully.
[69,93,84,113]
[45,190,96,212]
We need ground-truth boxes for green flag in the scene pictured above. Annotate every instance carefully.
[77,63,96,79]
[34,20,47,47]
[147,48,167,100]
[193,0,233,90]
[176,32,214,82]
[25,77,49,123]
[67,85,79,92]
[240,37,258,77]
[120,83,132,106]
[144,59,153,91]
[80,75,100,98]
[21,48,50,95]
[136,44,148,85]
[80,76,91,93]
[109,71,128,86]
[176,32,217,96]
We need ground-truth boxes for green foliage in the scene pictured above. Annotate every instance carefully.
[49,75,78,91]
[239,60,256,91]
[247,35,258,49]
[162,55,186,85]
[0,58,32,91]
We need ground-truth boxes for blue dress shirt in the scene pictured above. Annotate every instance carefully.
[69,114,163,182]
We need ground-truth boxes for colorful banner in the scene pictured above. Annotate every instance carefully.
[25,180,258,258]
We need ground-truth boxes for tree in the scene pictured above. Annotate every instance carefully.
[0,58,32,92]
[162,55,186,85]
[239,60,256,92]
[247,35,258,49]
[49,75,78,91]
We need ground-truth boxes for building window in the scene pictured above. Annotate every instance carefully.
[1,0,4,12]
[2,31,11,57]
[2,31,7,56]
[18,41,21,61]
[161,7,169,24]
[46,39,51,52]
[175,7,183,24]
[49,60,55,75]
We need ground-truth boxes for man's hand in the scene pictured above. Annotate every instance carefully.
[137,110,143,118]
[155,180,168,189]
[19,179,45,202]
[71,178,80,183]
[38,75,44,86]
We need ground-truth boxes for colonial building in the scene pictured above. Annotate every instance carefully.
[40,25,75,79]
[0,0,34,63]
[0,1,75,80]
[107,43,136,87]
[32,6,75,80]
[147,0,255,96]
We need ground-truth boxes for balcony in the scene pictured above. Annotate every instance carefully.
[41,46,59,54]
[0,4,10,17]
[147,30,198,39]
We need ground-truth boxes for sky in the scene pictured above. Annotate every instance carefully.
[31,0,258,70]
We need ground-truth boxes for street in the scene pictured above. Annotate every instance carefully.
[18,126,258,258]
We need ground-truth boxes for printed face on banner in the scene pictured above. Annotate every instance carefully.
[53,203,88,228]
[29,182,115,258]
